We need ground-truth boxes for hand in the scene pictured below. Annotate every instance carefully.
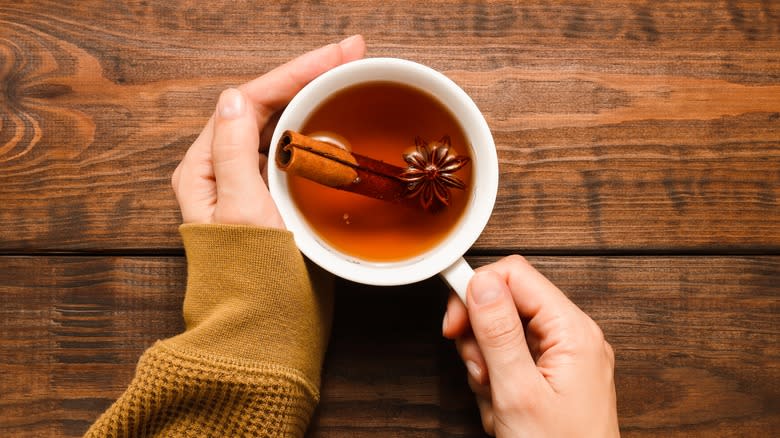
[171,35,366,227]
[442,255,619,437]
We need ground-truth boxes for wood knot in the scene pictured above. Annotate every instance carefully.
[23,83,73,99]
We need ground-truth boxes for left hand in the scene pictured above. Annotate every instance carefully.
[171,35,366,228]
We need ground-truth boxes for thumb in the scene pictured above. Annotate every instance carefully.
[211,88,283,227]
[468,271,538,392]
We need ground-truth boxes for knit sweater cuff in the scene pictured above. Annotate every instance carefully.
[167,224,333,391]
[85,341,319,437]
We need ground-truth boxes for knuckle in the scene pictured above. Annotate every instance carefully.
[605,341,616,366]
[505,254,529,268]
[479,313,522,348]
[171,165,181,191]
[585,317,610,352]
[590,321,606,344]
[493,389,525,414]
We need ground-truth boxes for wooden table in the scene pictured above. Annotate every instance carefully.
[1,1,778,436]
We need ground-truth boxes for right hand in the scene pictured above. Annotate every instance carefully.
[442,255,620,437]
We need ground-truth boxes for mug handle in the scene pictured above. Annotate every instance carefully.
[440,257,474,303]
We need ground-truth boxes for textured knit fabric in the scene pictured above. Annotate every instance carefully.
[85,224,333,437]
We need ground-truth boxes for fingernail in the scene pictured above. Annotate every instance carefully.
[218,88,245,120]
[339,34,361,46]
[470,272,503,305]
[465,360,482,381]
[442,311,449,335]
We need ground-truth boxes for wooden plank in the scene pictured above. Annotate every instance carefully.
[0,256,186,437]
[1,1,779,252]
[0,255,777,436]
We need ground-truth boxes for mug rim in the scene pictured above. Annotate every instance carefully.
[268,57,498,285]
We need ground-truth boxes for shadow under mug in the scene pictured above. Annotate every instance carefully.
[268,58,498,302]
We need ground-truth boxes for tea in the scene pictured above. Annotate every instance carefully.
[287,81,472,262]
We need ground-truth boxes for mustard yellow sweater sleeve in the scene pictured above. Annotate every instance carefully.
[85,224,333,437]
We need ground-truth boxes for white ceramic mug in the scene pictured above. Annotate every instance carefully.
[268,58,498,301]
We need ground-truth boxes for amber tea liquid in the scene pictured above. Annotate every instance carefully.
[288,82,472,262]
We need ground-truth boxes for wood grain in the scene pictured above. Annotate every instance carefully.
[1,2,778,437]
[1,255,777,437]
[1,1,778,252]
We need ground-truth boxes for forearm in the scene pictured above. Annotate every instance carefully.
[85,224,333,437]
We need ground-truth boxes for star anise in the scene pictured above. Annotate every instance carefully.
[399,136,471,209]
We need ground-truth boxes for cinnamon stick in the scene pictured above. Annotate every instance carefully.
[275,130,415,206]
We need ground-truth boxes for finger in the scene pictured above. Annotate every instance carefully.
[456,335,489,385]
[177,35,366,192]
[240,34,366,127]
[467,372,492,399]
[481,255,580,328]
[443,290,470,339]
[467,271,538,392]
[211,88,283,227]
[171,163,181,192]
[605,341,615,369]
[179,116,216,180]
[174,116,217,223]
[476,396,495,436]
[175,143,216,224]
